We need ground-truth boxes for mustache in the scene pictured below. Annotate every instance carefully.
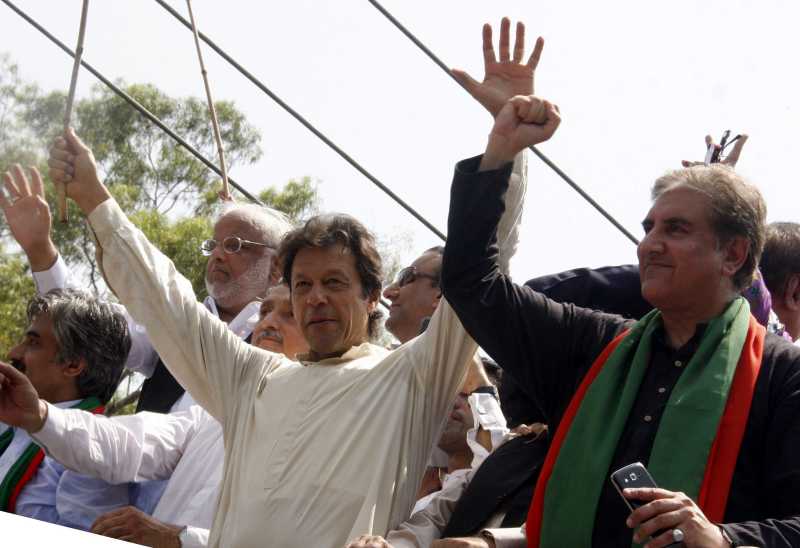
[255,329,283,344]
[10,359,25,373]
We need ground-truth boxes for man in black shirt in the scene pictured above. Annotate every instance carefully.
[441,106,800,547]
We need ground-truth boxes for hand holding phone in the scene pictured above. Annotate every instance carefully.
[610,462,658,512]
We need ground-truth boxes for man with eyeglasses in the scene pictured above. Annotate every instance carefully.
[0,168,292,534]
[383,247,446,345]
[0,172,292,415]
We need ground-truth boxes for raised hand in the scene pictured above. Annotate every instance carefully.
[452,18,544,118]
[681,134,749,168]
[0,361,48,433]
[48,128,111,215]
[0,165,58,271]
[481,95,561,170]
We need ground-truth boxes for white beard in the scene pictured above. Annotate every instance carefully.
[206,254,273,309]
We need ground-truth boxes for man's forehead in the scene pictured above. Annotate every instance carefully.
[293,244,357,274]
[646,186,711,222]
[412,251,442,270]
[263,285,291,307]
[213,214,259,239]
[26,313,55,340]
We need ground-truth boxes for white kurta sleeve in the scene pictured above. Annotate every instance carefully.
[386,469,474,548]
[86,199,279,420]
[404,151,527,470]
[31,254,71,294]
[32,403,203,484]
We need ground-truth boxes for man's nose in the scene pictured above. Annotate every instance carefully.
[638,230,665,259]
[7,342,23,361]
[383,282,399,301]
[262,311,280,332]
[306,284,328,306]
[209,241,228,262]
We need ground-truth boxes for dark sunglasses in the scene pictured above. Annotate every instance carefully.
[393,265,439,288]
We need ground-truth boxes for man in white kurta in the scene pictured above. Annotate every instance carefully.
[16,120,526,547]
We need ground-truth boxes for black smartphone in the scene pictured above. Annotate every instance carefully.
[610,462,658,512]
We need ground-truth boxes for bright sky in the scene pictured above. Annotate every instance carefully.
[3,0,799,283]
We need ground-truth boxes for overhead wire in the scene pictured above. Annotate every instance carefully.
[2,0,395,309]
[365,0,640,246]
[153,0,447,242]
[1,0,263,205]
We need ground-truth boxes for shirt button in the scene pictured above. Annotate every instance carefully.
[674,360,683,368]
[644,415,653,422]
[658,387,666,394]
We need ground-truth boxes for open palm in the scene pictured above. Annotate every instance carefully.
[0,166,52,255]
[452,18,544,117]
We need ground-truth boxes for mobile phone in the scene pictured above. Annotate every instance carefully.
[610,462,658,512]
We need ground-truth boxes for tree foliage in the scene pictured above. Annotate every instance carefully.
[0,253,36,358]
[259,176,319,223]
[0,52,322,355]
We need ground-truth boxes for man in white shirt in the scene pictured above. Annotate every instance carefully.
[0,164,292,415]
[1,18,550,547]
[3,280,309,547]
[0,287,130,527]
[23,98,535,546]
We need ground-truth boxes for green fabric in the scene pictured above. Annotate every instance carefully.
[0,427,13,457]
[0,396,102,510]
[540,298,751,548]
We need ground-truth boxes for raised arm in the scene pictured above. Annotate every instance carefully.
[43,129,279,421]
[441,94,628,427]
[0,165,160,378]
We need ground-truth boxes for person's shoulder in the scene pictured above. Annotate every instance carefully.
[761,332,800,394]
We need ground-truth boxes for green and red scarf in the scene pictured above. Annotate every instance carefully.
[0,397,105,513]
[527,297,764,548]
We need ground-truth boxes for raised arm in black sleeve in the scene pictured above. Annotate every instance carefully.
[441,155,631,428]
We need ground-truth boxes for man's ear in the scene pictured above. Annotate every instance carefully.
[367,289,381,314]
[720,237,749,280]
[785,274,800,311]
[269,255,282,285]
[61,358,87,379]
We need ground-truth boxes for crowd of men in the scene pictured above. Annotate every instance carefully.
[1,17,800,548]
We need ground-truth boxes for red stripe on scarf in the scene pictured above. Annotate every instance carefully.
[698,316,764,521]
[7,450,45,513]
[7,404,105,514]
[526,330,630,548]
[526,320,764,547]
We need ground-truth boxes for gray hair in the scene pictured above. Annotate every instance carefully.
[651,165,767,291]
[217,203,294,249]
[27,289,130,403]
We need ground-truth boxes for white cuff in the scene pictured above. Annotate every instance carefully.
[482,527,527,548]
[32,254,69,294]
[29,402,67,455]
[180,525,210,548]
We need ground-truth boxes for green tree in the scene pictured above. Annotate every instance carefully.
[259,176,319,223]
[0,253,36,358]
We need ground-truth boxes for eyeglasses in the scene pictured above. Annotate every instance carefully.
[200,236,273,256]
[393,265,439,288]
